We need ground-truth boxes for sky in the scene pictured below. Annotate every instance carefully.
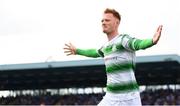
[0,0,179,65]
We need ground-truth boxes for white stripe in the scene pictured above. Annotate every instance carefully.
[104,51,126,58]
[122,36,129,49]
[103,91,140,102]
[103,35,122,48]
[122,35,136,51]
[107,70,136,84]
[104,52,134,66]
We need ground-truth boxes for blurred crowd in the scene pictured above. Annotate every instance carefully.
[141,89,180,105]
[0,93,103,105]
[0,89,180,105]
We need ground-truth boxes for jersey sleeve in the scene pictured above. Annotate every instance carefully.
[121,34,154,51]
[97,47,104,57]
[76,48,101,58]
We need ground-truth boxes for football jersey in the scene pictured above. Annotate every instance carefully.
[97,34,139,99]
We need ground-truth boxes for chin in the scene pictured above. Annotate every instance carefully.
[103,30,108,34]
[103,31,110,35]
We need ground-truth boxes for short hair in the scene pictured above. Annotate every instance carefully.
[104,8,121,21]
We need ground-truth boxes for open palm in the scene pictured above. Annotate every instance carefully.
[153,25,163,44]
[63,43,76,56]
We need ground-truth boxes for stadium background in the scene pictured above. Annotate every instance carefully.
[0,0,180,105]
[0,54,180,105]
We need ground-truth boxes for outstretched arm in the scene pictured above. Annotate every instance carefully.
[63,43,100,58]
[123,25,163,51]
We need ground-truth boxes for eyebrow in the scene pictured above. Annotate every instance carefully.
[101,19,110,22]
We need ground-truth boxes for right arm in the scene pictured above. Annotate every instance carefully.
[63,43,101,58]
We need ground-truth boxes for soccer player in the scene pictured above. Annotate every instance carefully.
[63,8,163,106]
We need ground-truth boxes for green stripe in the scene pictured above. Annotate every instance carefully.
[102,43,125,56]
[107,82,139,93]
[102,45,113,55]
[116,43,124,51]
[128,38,135,50]
[106,62,133,73]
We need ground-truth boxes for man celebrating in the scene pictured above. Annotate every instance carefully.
[64,8,163,106]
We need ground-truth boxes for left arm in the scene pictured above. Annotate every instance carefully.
[129,38,154,50]
[123,25,163,51]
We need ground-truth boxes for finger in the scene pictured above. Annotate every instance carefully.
[69,42,74,48]
[157,25,163,32]
[65,43,71,48]
[66,52,73,56]
[63,47,71,50]
[158,25,163,34]
[156,26,160,32]
[64,50,72,53]
[159,25,163,31]
[69,43,72,48]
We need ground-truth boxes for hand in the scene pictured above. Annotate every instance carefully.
[153,25,163,44]
[63,42,77,56]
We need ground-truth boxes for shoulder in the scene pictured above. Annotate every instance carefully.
[120,33,135,44]
[120,33,132,38]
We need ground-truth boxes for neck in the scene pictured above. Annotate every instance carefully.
[106,31,119,41]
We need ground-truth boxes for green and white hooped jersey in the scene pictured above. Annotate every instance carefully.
[76,33,153,101]
[98,34,139,93]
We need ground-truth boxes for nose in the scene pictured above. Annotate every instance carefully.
[101,19,105,24]
[102,23,106,27]
[102,21,106,26]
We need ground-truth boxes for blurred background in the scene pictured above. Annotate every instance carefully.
[0,0,180,105]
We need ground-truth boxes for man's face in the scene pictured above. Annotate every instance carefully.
[101,13,119,34]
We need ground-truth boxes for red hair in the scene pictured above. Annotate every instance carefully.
[104,8,121,21]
